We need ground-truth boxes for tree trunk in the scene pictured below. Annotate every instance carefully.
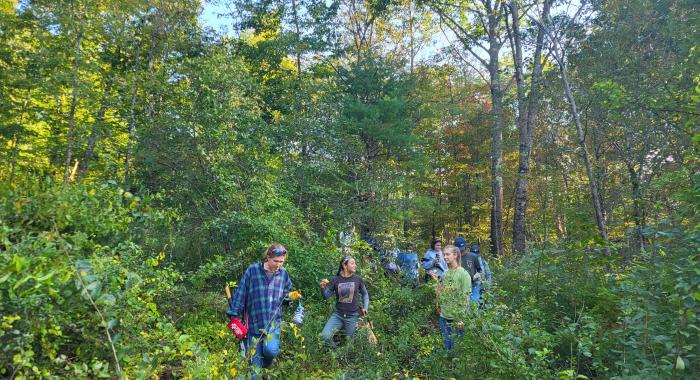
[627,162,645,254]
[487,3,504,257]
[511,0,551,255]
[291,0,303,78]
[9,134,19,181]
[409,0,415,74]
[124,70,139,184]
[125,32,148,183]
[79,77,112,179]
[63,30,83,182]
[464,174,472,226]
[558,61,610,251]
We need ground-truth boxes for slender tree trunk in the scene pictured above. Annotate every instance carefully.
[464,174,472,224]
[409,0,415,74]
[124,69,139,184]
[511,0,551,255]
[9,134,19,181]
[558,61,610,250]
[428,0,504,254]
[627,162,645,254]
[79,77,112,179]
[291,0,303,77]
[487,5,504,257]
[125,33,147,183]
[10,90,31,181]
[64,30,83,182]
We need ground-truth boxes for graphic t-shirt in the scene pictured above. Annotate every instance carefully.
[461,251,481,280]
[328,275,366,314]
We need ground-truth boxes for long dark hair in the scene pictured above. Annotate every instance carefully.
[431,239,443,250]
[336,255,353,276]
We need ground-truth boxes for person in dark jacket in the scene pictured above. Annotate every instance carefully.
[454,237,482,303]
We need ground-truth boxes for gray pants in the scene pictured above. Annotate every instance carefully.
[321,311,360,347]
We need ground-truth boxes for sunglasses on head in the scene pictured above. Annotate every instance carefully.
[342,255,353,264]
[271,248,287,256]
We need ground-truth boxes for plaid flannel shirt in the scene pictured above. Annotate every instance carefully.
[228,262,292,335]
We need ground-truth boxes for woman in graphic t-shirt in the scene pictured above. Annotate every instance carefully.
[319,255,370,348]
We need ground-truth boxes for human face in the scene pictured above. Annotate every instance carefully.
[343,258,357,275]
[444,249,458,267]
[434,242,442,251]
[265,255,287,272]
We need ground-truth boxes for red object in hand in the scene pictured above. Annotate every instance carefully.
[227,317,248,340]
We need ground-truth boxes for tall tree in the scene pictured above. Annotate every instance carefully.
[426,0,507,256]
[531,2,610,250]
[507,0,551,254]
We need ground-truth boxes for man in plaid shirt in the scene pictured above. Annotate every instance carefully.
[227,243,301,370]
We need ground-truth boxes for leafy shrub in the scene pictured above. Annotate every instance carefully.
[602,229,700,379]
[0,178,198,378]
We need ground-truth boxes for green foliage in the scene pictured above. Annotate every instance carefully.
[0,0,698,377]
[604,230,700,379]
[0,178,199,378]
[497,230,700,379]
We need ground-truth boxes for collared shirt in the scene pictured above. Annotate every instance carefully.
[228,262,292,335]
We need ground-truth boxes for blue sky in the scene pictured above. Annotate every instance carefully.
[199,1,232,34]
[197,1,455,66]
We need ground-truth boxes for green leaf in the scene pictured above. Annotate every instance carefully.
[683,296,697,308]
[12,275,32,290]
[85,281,102,298]
[106,318,118,329]
[36,271,56,283]
[0,272,11,283]
[97,293,116,306]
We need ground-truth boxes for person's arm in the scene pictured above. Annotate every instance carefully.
[282,272,294,305]
[321,277,335,299]
[285,272,293,296]
[360,280,369,311]
[483,260,492,282]
[227,268,250,317]
[421,250,434,270]
[462,271,472,300]
[474,255,482,273]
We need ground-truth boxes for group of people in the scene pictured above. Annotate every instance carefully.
[225,238,492,374]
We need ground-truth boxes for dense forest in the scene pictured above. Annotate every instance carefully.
[1,0,698,378]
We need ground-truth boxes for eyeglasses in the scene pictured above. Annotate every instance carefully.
[272,248,287,256]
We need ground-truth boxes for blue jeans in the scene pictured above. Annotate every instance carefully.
[321,311,360,348]
[439,316,464,350]
[247,324,281,369]
[470,280,482,303]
